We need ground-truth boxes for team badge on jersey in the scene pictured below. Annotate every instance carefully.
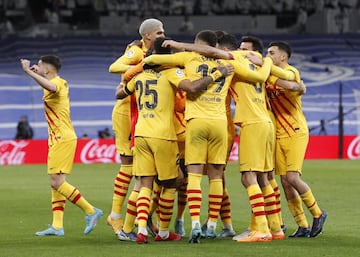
[175,69,185,78]
[125,50,135,58]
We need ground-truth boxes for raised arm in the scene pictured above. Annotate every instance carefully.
[20,59,57,92]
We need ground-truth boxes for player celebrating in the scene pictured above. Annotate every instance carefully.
[107,18,165,240]
[20,55,102,237]
[265,41,327,238]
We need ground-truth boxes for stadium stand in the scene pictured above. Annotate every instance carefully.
[0,34,359,139]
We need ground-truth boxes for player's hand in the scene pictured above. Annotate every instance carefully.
[115,82,125,98]
[30,64,39,73]
[300,80,307,94]
[162,40,182,50]
[20,59,31,72]
[245,52,263,66]
[217,64,234,77]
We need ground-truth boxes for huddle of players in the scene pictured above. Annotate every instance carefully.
[106,18,327,244]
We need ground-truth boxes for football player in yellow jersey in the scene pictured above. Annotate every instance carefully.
[266,41,327,238]
[107,18,165,239]
[20,55,102,236]
[212,34,286,242]
[232,35,287,240]
[119,42,190,239]
[144,30,236,243]
[116,37,233,243]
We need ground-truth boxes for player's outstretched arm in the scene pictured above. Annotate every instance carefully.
[162,40,234,60]
[144,53,182,66]
[231,57,272,83]
[270,65,296,81]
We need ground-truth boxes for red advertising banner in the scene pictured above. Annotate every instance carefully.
[1,136,360,165]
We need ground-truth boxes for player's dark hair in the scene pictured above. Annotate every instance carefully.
[153,37,172,55]
[195,30,217,47]
[143,37,173,70]
[217,34,238,51]
[241,35,264,54]
[268,41,292,58]
[40,55,61,71]
[214,30,227,41]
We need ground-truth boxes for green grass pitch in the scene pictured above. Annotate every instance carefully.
[1,160,359,257]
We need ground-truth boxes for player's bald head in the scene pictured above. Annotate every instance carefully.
[139,18,163,37]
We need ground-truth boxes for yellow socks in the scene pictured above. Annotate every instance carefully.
[262,184,281,232]
[187,173,202,223]
[111,165,132,217]
[301,190,322,218]
[51,188,66,229]
[158,188,176,231]
[247,184,269,234]
[57,181,94,214]
[288,196,309,228]
[122,190,139,233]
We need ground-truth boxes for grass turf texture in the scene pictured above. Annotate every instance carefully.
[1,160,359,257]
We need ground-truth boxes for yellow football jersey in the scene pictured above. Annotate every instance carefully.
[125,67,187,140]
[109,40,147,74]
[266,64,308,138]
[43,76,77,145]
[229,50,272,126]
[161,51,233,121]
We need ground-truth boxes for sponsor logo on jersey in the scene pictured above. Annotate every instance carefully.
[176,69,185,78]
[125,50,135,58]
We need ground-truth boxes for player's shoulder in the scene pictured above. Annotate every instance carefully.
[52,76,67,86]
[162,67,183,74]
[123,45,145,59]
[285,63,299,73]
[162,67,186,79]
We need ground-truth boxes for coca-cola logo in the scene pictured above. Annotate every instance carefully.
[0,140,29,165]
[80,139,120,163]
[347,136,360,160]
